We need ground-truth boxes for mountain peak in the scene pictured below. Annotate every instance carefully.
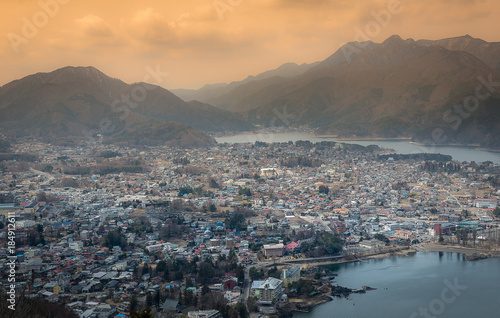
[383,34,403,44]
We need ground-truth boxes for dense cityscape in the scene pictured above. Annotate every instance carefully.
[0,137,499,317]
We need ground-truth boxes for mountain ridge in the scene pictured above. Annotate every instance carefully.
[0,66,251,147]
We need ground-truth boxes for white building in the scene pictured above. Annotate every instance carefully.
[251,277,283,301]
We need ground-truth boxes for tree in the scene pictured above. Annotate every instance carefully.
[146,293,153,308]
[461,209,470,218]
[318,185,329,194]
[130,295,138,313]
[208,177,220,189]
[234,302,249,318]
[209,203,217,212]
[131,308,154,318]
[438,235,444,244]
[103,231,127,249]
[41,164,53,173]
[202,284,210,296]
[277,303,293,318]
[37,192,48,202]
[374,233,390,245]
[157,260,167,273]
[238,187,252,197]
[493,207,500,217]
[246,297,258,313]
[249,267,264,280]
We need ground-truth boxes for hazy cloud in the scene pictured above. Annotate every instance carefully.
[0,0,499,89]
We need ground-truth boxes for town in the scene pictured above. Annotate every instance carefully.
[0,138,499,318]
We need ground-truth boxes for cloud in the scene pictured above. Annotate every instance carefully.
[75,15,122,46]
[124,8,176,44]
[121,6,255,56]
[1,0,499,89]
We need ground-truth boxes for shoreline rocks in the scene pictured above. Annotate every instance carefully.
[465,253,491,261]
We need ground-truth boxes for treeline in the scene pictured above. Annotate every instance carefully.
[178,186,213,197]
[421,161,461,173]
[225,207,256,231]
[253,140,380,153]
[174,165,206,175]
[0,153,38,162]
[173,157,190,165]
[96,150,121,158]
[296,140,380,152]
[377,153,453,162]
[0,293,77,318]
[281,156,323,168]
[300,232,343,257]
[64,159,145,175]
[0,139,11,152]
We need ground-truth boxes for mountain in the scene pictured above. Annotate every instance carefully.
[171,62,318,107]
[0,66,253,146]
[417,35,500,72]
[109,121,217,148]
[187,35,500,148]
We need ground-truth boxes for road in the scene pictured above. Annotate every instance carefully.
[241,261,273,302]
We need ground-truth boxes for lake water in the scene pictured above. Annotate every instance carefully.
[293,252,500,318]
[215,133,500,164]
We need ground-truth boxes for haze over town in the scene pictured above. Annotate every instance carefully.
[1,1,500,318]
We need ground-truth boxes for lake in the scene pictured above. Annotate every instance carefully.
[215,133,500,164]
[293,252,500,318]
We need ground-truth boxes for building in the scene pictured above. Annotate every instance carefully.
[187,310,222,318]
[284,241,299,253]
[23,201,39,214]
[281,265,300,287]
[392,230,417,241]
[479,215,494,222]
[330,220,347,236]
[475,199,498,209]
[434,223,456,236]
[263,243,284,257]
[260,168,278,178]
[251,277,283,302]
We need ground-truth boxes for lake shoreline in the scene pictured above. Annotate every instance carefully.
[295,244,500,312]
[215,132,500,163]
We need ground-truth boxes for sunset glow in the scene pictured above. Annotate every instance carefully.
[2,0,499,88]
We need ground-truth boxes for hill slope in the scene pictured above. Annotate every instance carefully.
[171,62,318,107]
[0,66,253,146]
[195,35,500,148]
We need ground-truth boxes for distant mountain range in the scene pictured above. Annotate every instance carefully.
[175,35,500,148]
[0,66,252,147]
[1,35,499,149]
[171,62,319,108]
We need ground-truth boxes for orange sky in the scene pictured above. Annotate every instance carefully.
[1,0,499,89]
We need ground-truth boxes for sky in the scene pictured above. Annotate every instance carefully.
[1,0,499,89]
